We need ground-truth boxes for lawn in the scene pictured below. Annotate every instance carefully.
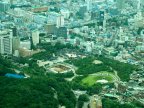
[81,72,115,86]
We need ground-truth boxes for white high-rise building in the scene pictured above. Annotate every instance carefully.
[56,15,64,27]
[48,12,64,28]
[137,0,141,10]
[0,30,13,54]
[32,30,39,46]
[85,0,92,11]
[134,0,143,26]
[60,9,70,19]
[103,10,108,31]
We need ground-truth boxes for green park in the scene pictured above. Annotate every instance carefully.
[81,71,117,87]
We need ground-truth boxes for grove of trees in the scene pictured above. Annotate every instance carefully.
[66,56,112,75]
[0,76,76,108]
[97,56,138,81]
[102,98,140,108]
[67,56,137,81]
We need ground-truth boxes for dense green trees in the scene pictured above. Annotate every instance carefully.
[67,56,137,81]
[0,54,77,108]
[15,57,29,64]
[76,63,111,75]
[87,83,103,95]
[32,42,78,60]
[78,94,89,102]
[66,57,112,75]
[97,57,137,81]
[0,55,15,76]
[0,55,12,67]
[0,77,58,108]
[77,94,89,108]
[72,75,87,90]
[102,98,138,108]
[56,71,74,78]
[0,76,76,108]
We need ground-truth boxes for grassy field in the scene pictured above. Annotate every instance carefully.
[81,72,115,86]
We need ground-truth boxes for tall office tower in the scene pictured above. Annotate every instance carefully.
[103,11,108,32]
[60,9,70,19]
[48,13,64,28]
[12,27,17,37]
[11,26,20,53]
[44,23,57,34]
[0,1,10,12]
[12,37,20,52]
[0,30,13,54]
[85,0,92,11]
[56,15,64,28]
[118,27,124,41]
[135,0,143,21]
[32,30,39,46]
[137,0,141,10]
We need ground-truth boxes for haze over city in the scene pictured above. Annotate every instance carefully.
[0,0,144,108]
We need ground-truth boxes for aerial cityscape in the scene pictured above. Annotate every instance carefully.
[0,0,144,108]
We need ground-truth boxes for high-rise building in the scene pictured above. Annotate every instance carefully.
[0,30,13,54]
[48,12,64,28]
[134,0,143,27]
[32,30,40,46]
[60,9,70,19]
[0,1,10,12]
[12,37,20,52]
[85,0,92,11]
[56,15,64,28]
[12,27,17,37]
[103,11,108,31]
[44,23,57,34]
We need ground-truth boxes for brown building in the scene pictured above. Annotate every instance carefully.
[31,6,48,13]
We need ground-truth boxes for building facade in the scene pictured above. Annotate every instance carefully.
[0,30,13,54]
[0,1,10,12]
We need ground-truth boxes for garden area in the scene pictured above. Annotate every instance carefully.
[81,71,117,87]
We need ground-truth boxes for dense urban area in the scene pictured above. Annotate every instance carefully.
[0,0,144,108]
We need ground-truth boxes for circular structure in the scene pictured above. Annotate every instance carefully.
[49,63,73,73]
